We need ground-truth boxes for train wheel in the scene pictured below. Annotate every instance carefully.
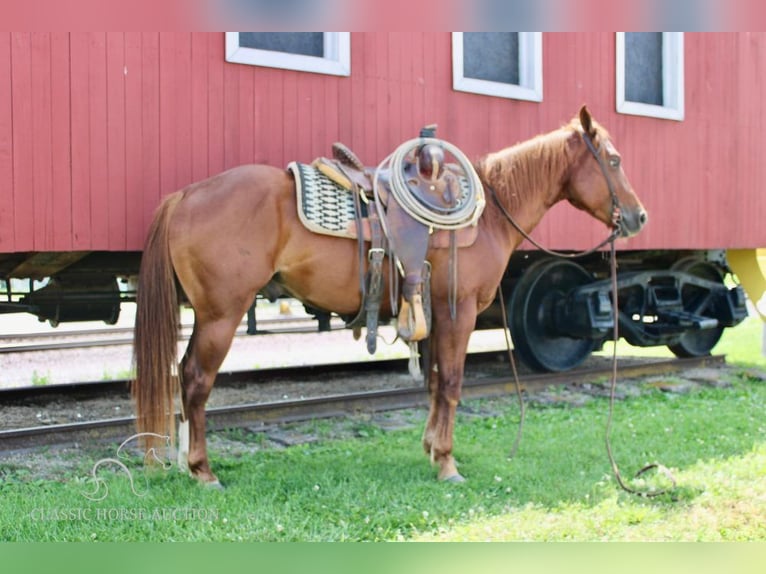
[668,257,726,358]
[509,258,597,372]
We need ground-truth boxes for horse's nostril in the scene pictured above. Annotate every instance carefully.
[639,211,648,226]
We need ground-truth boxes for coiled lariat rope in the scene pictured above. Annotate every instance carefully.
[370,137,486,370]
[372,137,486,233]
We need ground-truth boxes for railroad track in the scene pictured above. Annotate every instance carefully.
[0,354,725,452]
[0,315,342,354]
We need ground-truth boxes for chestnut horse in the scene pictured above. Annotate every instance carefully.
[132,106,647,486]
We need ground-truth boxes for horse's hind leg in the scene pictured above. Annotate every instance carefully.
[180,314,243,486]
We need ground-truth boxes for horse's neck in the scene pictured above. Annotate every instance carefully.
[481,133,569,240]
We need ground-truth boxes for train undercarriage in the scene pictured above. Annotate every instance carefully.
[476,249,751,372]
[0,249,757,373]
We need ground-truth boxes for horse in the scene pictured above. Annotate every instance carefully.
[132,106,647,486]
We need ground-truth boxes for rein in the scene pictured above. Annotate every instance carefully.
[495,130,676,498]
[483,130,622,259]
[604,239,677,497]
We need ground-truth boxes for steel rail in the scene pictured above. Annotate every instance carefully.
[0,317,345,354]
[0,313,329,341]
[0,355,724,452]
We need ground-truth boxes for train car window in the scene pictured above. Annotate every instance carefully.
[625,33,663,106]
[225,32,351,77]
[452,32,543,102]
[616,32,684,121]
[239,33,324,58]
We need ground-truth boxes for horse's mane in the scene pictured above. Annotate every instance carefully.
[477,117,610,215]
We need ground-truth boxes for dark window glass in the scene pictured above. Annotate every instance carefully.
[463,32,519,85]
[625,32,663,106]
[239,33,324,58]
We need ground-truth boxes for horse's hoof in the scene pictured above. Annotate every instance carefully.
[191,472,224,490]
[441,473,466,484]
[203,479,225,491]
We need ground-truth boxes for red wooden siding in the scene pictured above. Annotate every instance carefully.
[0,32,764,255]
[0,34,14,253]
[10,33,34,252]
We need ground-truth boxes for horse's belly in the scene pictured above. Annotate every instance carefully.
[276,267,364,316]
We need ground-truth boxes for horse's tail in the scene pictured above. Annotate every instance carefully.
[132,192,184,451]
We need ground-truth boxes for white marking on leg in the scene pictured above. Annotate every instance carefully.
[177,419,190,473]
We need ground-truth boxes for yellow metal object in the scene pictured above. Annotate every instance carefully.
[728,248,766,321]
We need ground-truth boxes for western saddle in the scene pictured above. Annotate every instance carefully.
[312,127,470,358]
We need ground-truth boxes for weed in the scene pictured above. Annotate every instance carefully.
[31,371,51,386]
[101,368,135,381]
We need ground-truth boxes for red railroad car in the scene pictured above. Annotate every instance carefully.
[0,32,763,370]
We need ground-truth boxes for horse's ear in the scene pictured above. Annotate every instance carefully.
[579,105,596,137]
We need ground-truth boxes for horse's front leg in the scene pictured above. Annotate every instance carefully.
[422,300,476,482]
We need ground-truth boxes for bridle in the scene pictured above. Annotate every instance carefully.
[485,129,622,259]
[490,128,676,498]
[581,129,624,233]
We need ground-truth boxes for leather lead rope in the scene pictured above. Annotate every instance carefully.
[495,130,676,496]
[487,183,620,259]
[498,283,525,459]
[604,239,677,497]
[500,239,677,496]
[484,130,622,260]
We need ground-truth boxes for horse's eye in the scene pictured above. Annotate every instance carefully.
[609,156,621,168]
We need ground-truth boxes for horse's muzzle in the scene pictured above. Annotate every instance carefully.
[618,207,648,237]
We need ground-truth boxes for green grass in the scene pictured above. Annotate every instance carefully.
[2,370,765,541]
[710,315,765,367]
[595,314,765,367]
[1,317,763,542]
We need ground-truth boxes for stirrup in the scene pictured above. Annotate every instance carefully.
[397,295,428,342]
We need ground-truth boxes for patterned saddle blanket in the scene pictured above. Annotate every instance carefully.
[288,161,361,238]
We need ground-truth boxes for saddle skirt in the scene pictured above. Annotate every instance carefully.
[288,161,479,248]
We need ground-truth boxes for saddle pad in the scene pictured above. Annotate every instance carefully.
[289,161,357,238]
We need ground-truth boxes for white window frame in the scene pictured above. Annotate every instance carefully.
[225,32,351,76]
[452,32,543,102]
[616,32,684,121]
